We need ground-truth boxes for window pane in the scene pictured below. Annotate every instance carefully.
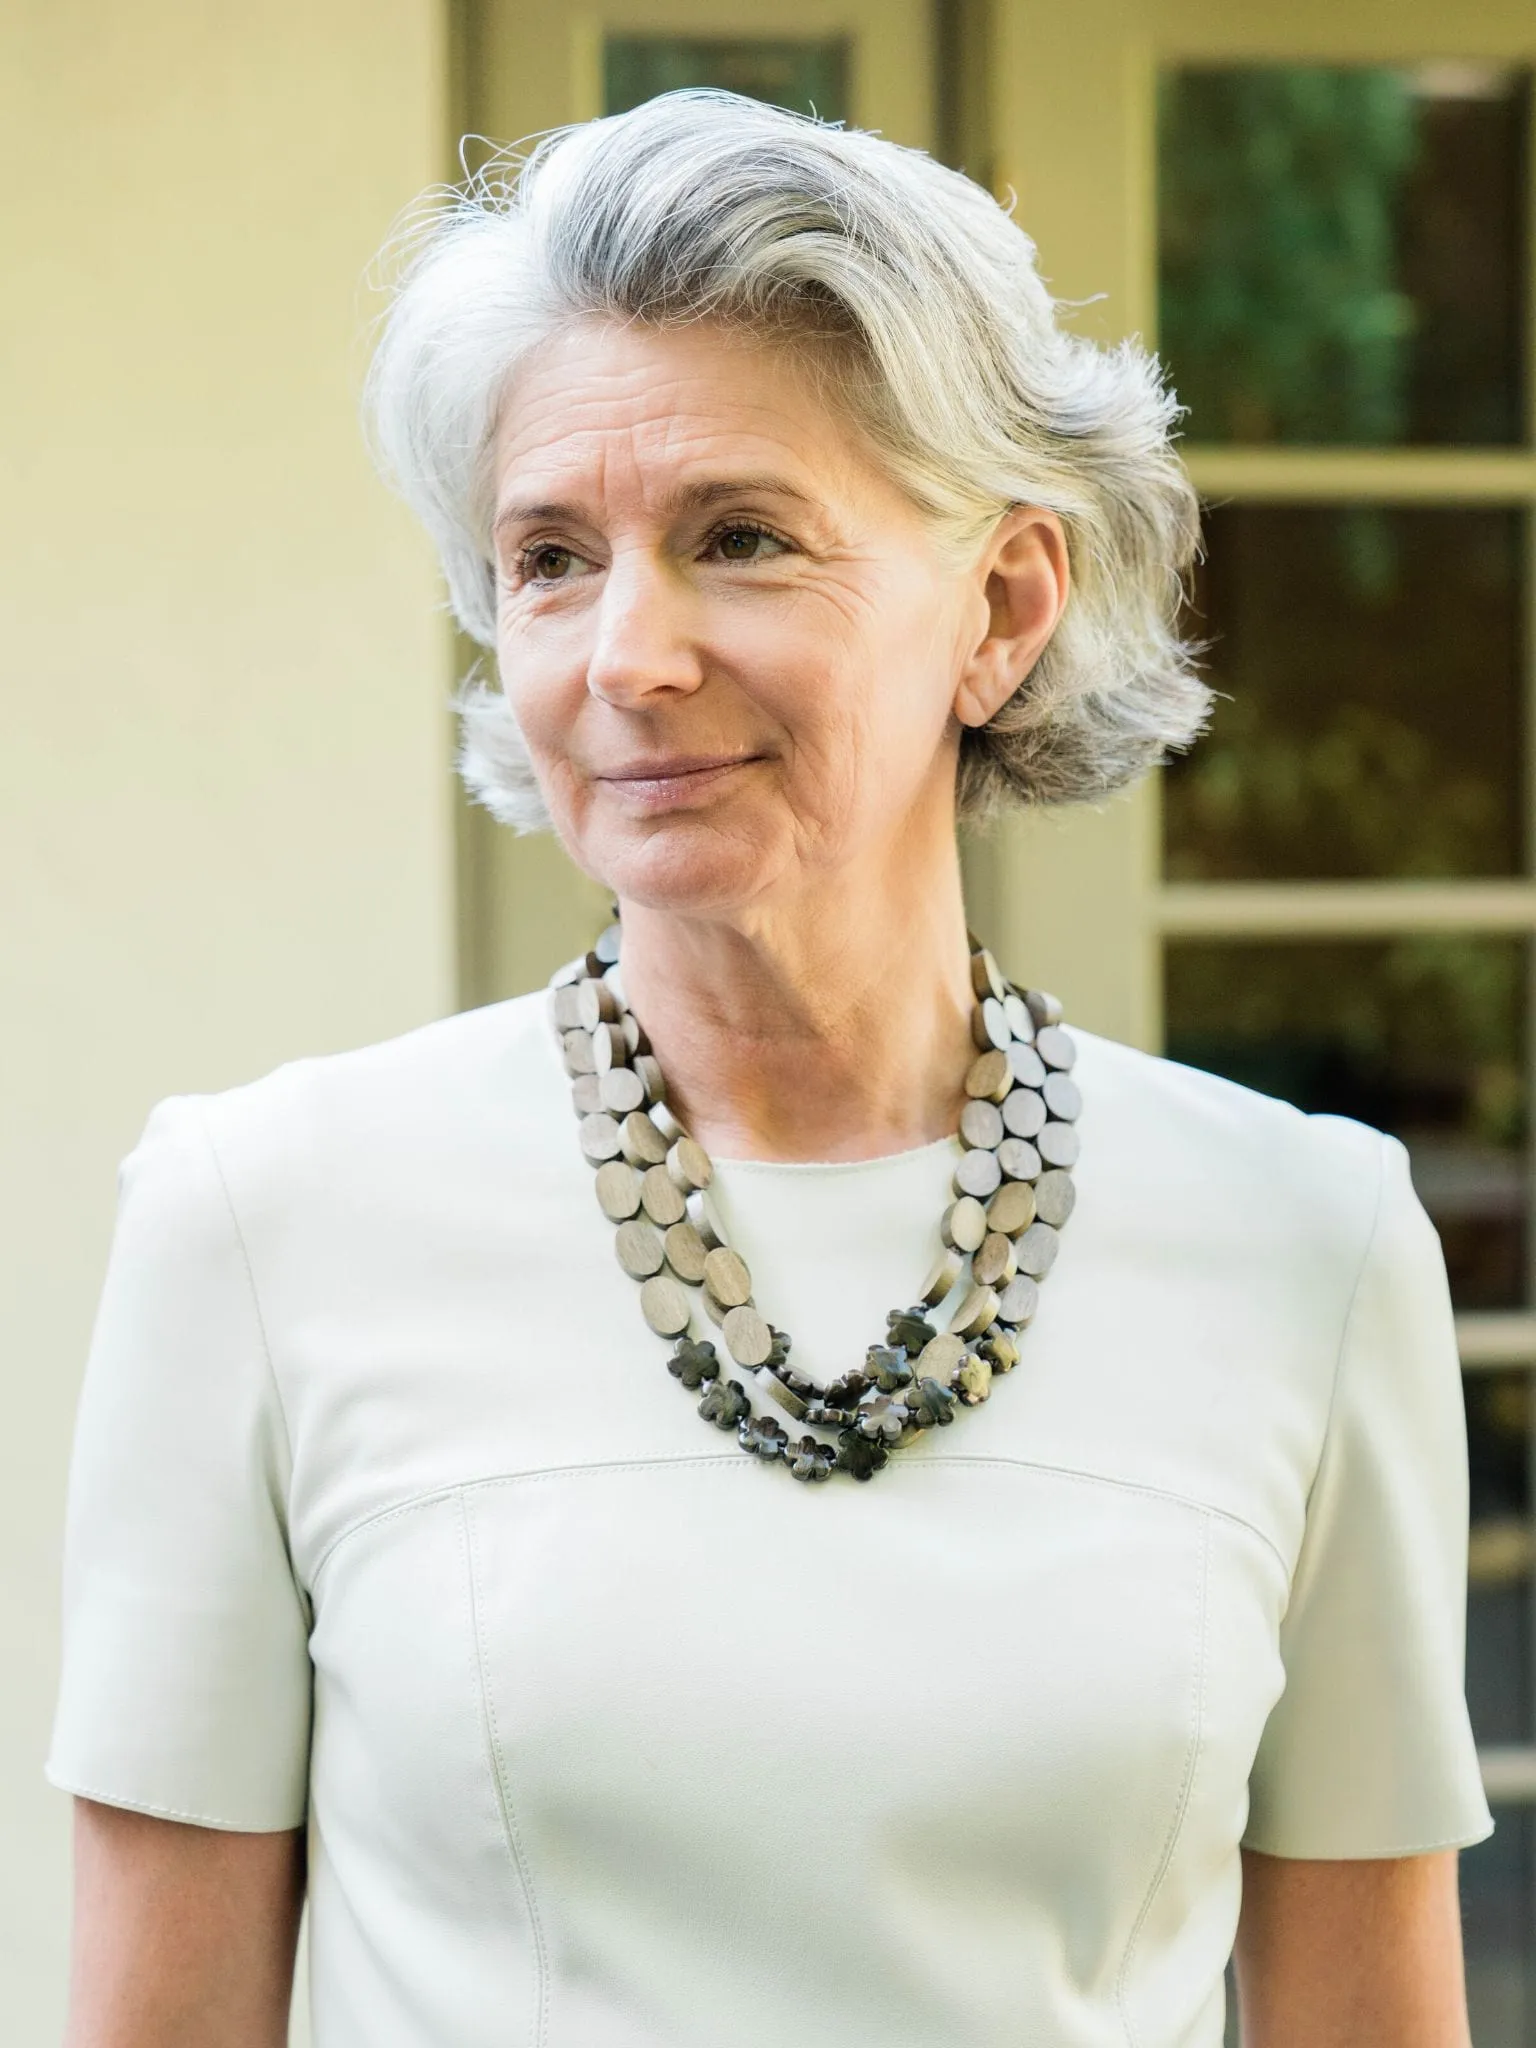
[605,38,848,121]
[1467,1372,1533,1749]
[1163,505,1525,882]
[1159,65,1527,445]
[1465,1809,1536,2048]
[1163,936,1529,1309]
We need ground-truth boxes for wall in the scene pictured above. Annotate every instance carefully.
[0,0,452,2034]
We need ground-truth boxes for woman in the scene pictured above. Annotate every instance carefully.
[52,91,1489,2047]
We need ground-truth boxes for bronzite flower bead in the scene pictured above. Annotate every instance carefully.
[555,924,1077,1484]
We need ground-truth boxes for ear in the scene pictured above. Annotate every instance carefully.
[953,508,1070,730]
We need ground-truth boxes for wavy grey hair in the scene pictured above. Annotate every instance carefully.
[366,90,1207,830]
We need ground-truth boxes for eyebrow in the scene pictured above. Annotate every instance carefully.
[492,474,819,540]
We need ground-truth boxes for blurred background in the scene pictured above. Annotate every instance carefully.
[5,0,1536,2039]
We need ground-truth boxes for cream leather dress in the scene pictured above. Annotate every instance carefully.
[50,992,1491,2046]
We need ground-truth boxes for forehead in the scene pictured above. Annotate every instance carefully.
[492,318,872,507]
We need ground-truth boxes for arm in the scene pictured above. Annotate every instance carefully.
[1233,1847,1470,2047]
[65,1798,304,2048]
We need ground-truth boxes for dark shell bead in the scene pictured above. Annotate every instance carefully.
[764,1327,793,1372]
[669,1336,720,1389]
[836,1429,889,1482]
[823,1370,870,1409]
[788,1436,837,1483]
[886,1307,936,1355]
[739,1413,788,1459]
[699,1378,751,1430]
[864,1344,913,1392]
[907,1377,957,1428]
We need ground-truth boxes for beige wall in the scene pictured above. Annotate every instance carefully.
[0,0,452,2034]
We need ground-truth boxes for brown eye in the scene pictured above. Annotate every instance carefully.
[529,545,574,581]
[716,527,764,561]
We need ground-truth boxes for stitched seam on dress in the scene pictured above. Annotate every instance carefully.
[461,1489,550,2048]
[1305,1129,1391,1530]
[1116,1508,1212,2048]
[310,1448,1282,1586]
[41,1774,296,1832]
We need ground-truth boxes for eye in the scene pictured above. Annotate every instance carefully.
[707,523,789,564]
[518,542,595,585]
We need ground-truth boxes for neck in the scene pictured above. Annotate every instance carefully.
[615,856,977,1164]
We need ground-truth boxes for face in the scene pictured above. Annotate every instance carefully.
[490,318,988,918]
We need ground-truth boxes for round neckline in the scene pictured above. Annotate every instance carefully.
[708,1133,963,1178]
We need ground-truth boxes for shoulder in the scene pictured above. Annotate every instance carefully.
[1070,1026,1391,1278]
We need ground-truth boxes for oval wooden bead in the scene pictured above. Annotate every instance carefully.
[1042,1072,1082,1122]
[615,1217,666,1278]
[972,1231,1018,1289]
[959,1098,1005,1150]
[1034,1169,1077,1229]
[640,1164,687,1228]
[562,1029,596,1077]
[1016,1220,1061,1278]
[953,1147,1002,1200]
[579,1112,624,1163]
[1007,1042,1047,1089]
[1003,991,1035,1044]
[633,1054,666,1104]
[942,1195,989,1253]
[685,1193,722,1252]
[666,1136,713,1193]
[1037,1121,1080,1169]
[723,1304,773,1368]
[1025,988,1064,1029]
[970,948,1006,1002]
[964,1049,1012,1103]
[602,961,626,1004]
[998,1273,1040,1325]
[987,1180,1037,1237]
[948,1283,1000,1338]
[576,978,617,1031]
[1036,1023,1076,1071]
[917,1331,967,1380]
[918,1246,964,1307]
[619,1110,669,1168]
[997,1137,1041,1183]
[591,1022,627,1073]
[570,1073,604,1116]
[979,996,1010,1051]
[640,1273,692,1337]
[1001,1087,1046,1139]
[703,1246,753,1309]
[649,1101,683,1143]
[593,921,622,965]
[663,1219,710,1285]
[599,1066,646,1115]
[594,1158,643,1221]
[551,983,585,1031]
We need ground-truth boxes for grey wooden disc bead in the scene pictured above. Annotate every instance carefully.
[1016,1220,1060,1278]
[1007,1042,1046,1089]
[571,1073,604,1116]
[666,1137,712,1192]
[964,1049,1012,1103]
[594,1158,643,1220]
[1001,1087,1045,1139]
[942,1195,989,1253]
[919,1246,964,1306]
[918,1331,968,1380]
[599,1066,646,1115]
[639,1164,686,1228]
[953,1147,1002,1200]
[591,1022,627,1074]
[1037,1121,1080,1170]
[970,949,1007,1002]
[723,1304,773,1368]
[949,1283,1000,1338]
[1024,989,1064,1029]
[579,1112,624,1164]
[959,1098,1005,1150]
[550,984,584,1032]
[663,1220,710,1285]
[615,1217,666,1279]
[997,1137,1042,1183]
[649,1101,684,1144]
[640,1273,692,1337]
[576,978,617,1031]
[619,1110,669,1168]
[593,922,622,965]
[1036,1024,1076,1071]
[972,1231,1018,1289]
[633,1054,666,1104]
[1034,1170,1076,1228]
[997,1273,1040,1325]
[562,1029,596,1077]
[686,1189,722,1249]
[1042,1072,1082,1122]
[703,1247,753,1309]
[1003,992,1035,1043]
[986,1181,1037,1236]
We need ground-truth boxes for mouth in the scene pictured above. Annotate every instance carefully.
[595,754,762,812]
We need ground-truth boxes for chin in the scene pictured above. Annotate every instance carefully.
[592,816,784,918]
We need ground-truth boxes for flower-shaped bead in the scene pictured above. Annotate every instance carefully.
[668,1336,719,1390]
[907,1377,957,1428]
[856,1394,910,1444]
[699,1378,751,1431]
[835,1430,889,1482]
[886,1308,936,1356]
[739,1413,788,1460]
[864,1344,913,1393]
[823,1370,870,1410]
[788,1436,836,1483]
[764,1327,793,1373]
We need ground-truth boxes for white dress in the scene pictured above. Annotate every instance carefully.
[49,992,1491,2048]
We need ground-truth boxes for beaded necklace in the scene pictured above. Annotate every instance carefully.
[550,924,1078,1483]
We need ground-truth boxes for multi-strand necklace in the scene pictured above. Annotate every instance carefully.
[550,923,1078,1483]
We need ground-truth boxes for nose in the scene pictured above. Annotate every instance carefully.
[586,551,705,708]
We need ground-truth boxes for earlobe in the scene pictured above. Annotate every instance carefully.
[953,509,1070,729]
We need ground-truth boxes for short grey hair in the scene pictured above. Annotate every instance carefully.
[366,90,1208,830]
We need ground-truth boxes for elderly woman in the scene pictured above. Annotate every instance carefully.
[52,91,1487,2048]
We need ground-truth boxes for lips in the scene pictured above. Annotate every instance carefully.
[595,754,760,812]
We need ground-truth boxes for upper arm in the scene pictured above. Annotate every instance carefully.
[66,1798,304,2048]
[1234,1847,1470,2048]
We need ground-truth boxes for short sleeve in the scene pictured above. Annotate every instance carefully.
[1244,1130,1492,1858]
[47,1097,311,1831]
